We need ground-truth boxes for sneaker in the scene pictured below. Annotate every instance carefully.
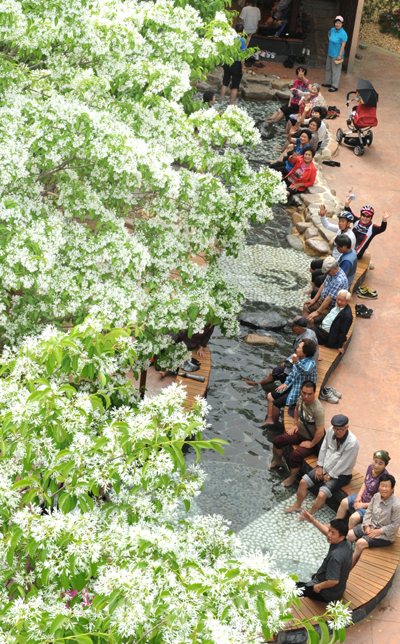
[356,288,377,300]
[358,286,377,295]
[319,389,340,403]
[355,303,370,313]
[323,386,342,399]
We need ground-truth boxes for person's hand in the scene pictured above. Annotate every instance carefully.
[292,353,299,364]
[289,126,297,135]
[287,425,298,436]
[323,474,330,482]
[364,525,371,535]
[300,509,315,524]
[345,195,351,208]
[308,310,320,321]
[319,204,327,218]
[305,104,311,113]
[315,466,324,481]
[276,383,288,393]
[304,299,314,307]
[313,583,322,593]
[197,347,206,358]
[368,528,382,539]
[353,499,363,510]
[338,347,344,354]
[300,440,313,449]
[382,211,392,222]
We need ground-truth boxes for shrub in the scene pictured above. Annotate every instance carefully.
[378,8,400,38]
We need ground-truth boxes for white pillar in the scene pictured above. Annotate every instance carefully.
[347,0,365,75]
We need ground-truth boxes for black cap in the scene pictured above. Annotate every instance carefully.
[287,316,308,328]
[331,414,349,427]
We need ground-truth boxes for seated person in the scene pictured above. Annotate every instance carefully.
[277,118,320,156]
[303,256,348,325]
[310,207,356,288]
[239,1,261,45]
[345,201,392,259]
[203,90,217,109]
[270,380,325,487]
[263,339,317,426]
[288,84,326,129]
[297,512,352,602]
[242,316,318,388]
[260,0,293,31]
[336,234,358,287]
[336,450,390,529]
[284,147,317,196]
[269,130,312,174]
[264,66,309,123]
[348,474,400,567]
[299,105,329,148]
[314,289,353,352]
[285,414,360,517]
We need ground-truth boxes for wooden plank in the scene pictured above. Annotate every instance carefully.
[176,347,211,410]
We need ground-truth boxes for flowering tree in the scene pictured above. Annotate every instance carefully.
[0,0,285,372]
[0,318,351,643]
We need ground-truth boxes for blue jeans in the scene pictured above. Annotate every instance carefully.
[347,493,367,518]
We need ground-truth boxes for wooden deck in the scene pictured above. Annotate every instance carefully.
[176,347,212,410]
[281,253,400,630]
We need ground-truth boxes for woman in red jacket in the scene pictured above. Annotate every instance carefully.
[284,147,317,196]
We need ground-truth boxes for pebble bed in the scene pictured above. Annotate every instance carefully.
[182,96,335,579]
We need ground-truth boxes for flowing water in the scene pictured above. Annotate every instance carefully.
[184,97,335,579]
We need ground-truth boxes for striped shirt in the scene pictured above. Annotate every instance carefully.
[284,358,317,406]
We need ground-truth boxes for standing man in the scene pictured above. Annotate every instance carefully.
[263,339,317,427]
[242,316,318,389]
[239,1,261,45]
[285,414,359,517]
[270,380,325,487]
[348,474,400,567]
[298,510,353,601]
[221,24,246,106]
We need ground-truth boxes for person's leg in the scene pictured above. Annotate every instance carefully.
[310,259,324,271]
[284,477,309,513]
[304,489,328,518]
[302,297,322,318]
[352,537,369,567]
[331,60,343,90]
[271,432,303,469]
[229,62,242,105]
[349,511,362,529]
[314,325,329,346]
[325,55,333,86]
[298,583,326,602]
[336,495,351,519]
[229,88,238,105]
[283,441,316,487]
[264,392,280,426]
[221,64,231,101]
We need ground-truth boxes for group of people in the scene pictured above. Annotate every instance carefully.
[240,191,394,602]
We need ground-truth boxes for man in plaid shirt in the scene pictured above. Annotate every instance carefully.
[263,339,317,426]
[303,256,348,325]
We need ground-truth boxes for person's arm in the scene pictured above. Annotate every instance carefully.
[372,212,391,237]
[379,502,400,541]
[294,358,315,375]
[305,281,324,306]
[287,405,299,435]
[313,579,339,593]
[308,294,333,320]
[300,510,329,536]
[317,432,328,469]
[336,41,346,61]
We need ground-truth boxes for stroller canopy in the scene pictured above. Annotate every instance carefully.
[356,78,379,108]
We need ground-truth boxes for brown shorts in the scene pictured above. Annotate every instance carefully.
[303,297,328,326]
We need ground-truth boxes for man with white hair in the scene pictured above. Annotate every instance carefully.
[314,290,353,353]
[303,257,348,325]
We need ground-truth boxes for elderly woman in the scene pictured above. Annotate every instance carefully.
[284,147,317,197]
[336,451,390,529]
[323,16,348,92]
[288,84,326,129]
[269,129,312,175]
[264,66,309,124]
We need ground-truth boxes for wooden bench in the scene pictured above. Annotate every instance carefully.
[176,346,212,410]
[279,254,400,632]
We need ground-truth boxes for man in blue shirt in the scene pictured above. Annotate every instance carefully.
[303,256,348,325]
[221,24,246,105]
[336,234,357,287]
[263,339,317,426]
[323,16,348,92]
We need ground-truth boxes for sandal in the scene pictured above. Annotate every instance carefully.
[356,307,373,318]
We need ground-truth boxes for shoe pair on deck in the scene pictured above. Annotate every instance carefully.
[356,286,377,300]
[319,386,342,404]
[356,304,373,318]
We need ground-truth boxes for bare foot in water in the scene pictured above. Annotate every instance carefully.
[282,476,296,487]
[242,378,258,386]
[284,505,302,513]
[261,418,275,428]
[270,459,285,469]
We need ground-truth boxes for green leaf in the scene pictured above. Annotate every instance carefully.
[27,388,50,403]
[49,614,68,634]
[74,636,92,644]
[317,619,330,644]
[224,568,240,581]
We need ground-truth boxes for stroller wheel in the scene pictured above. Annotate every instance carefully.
[365,131,373,147]
[354,145,364,156]
[336,128,344,144]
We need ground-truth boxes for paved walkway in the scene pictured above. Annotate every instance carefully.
[260,42,400,643]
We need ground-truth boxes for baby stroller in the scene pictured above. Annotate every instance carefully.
[336,79,378,157]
